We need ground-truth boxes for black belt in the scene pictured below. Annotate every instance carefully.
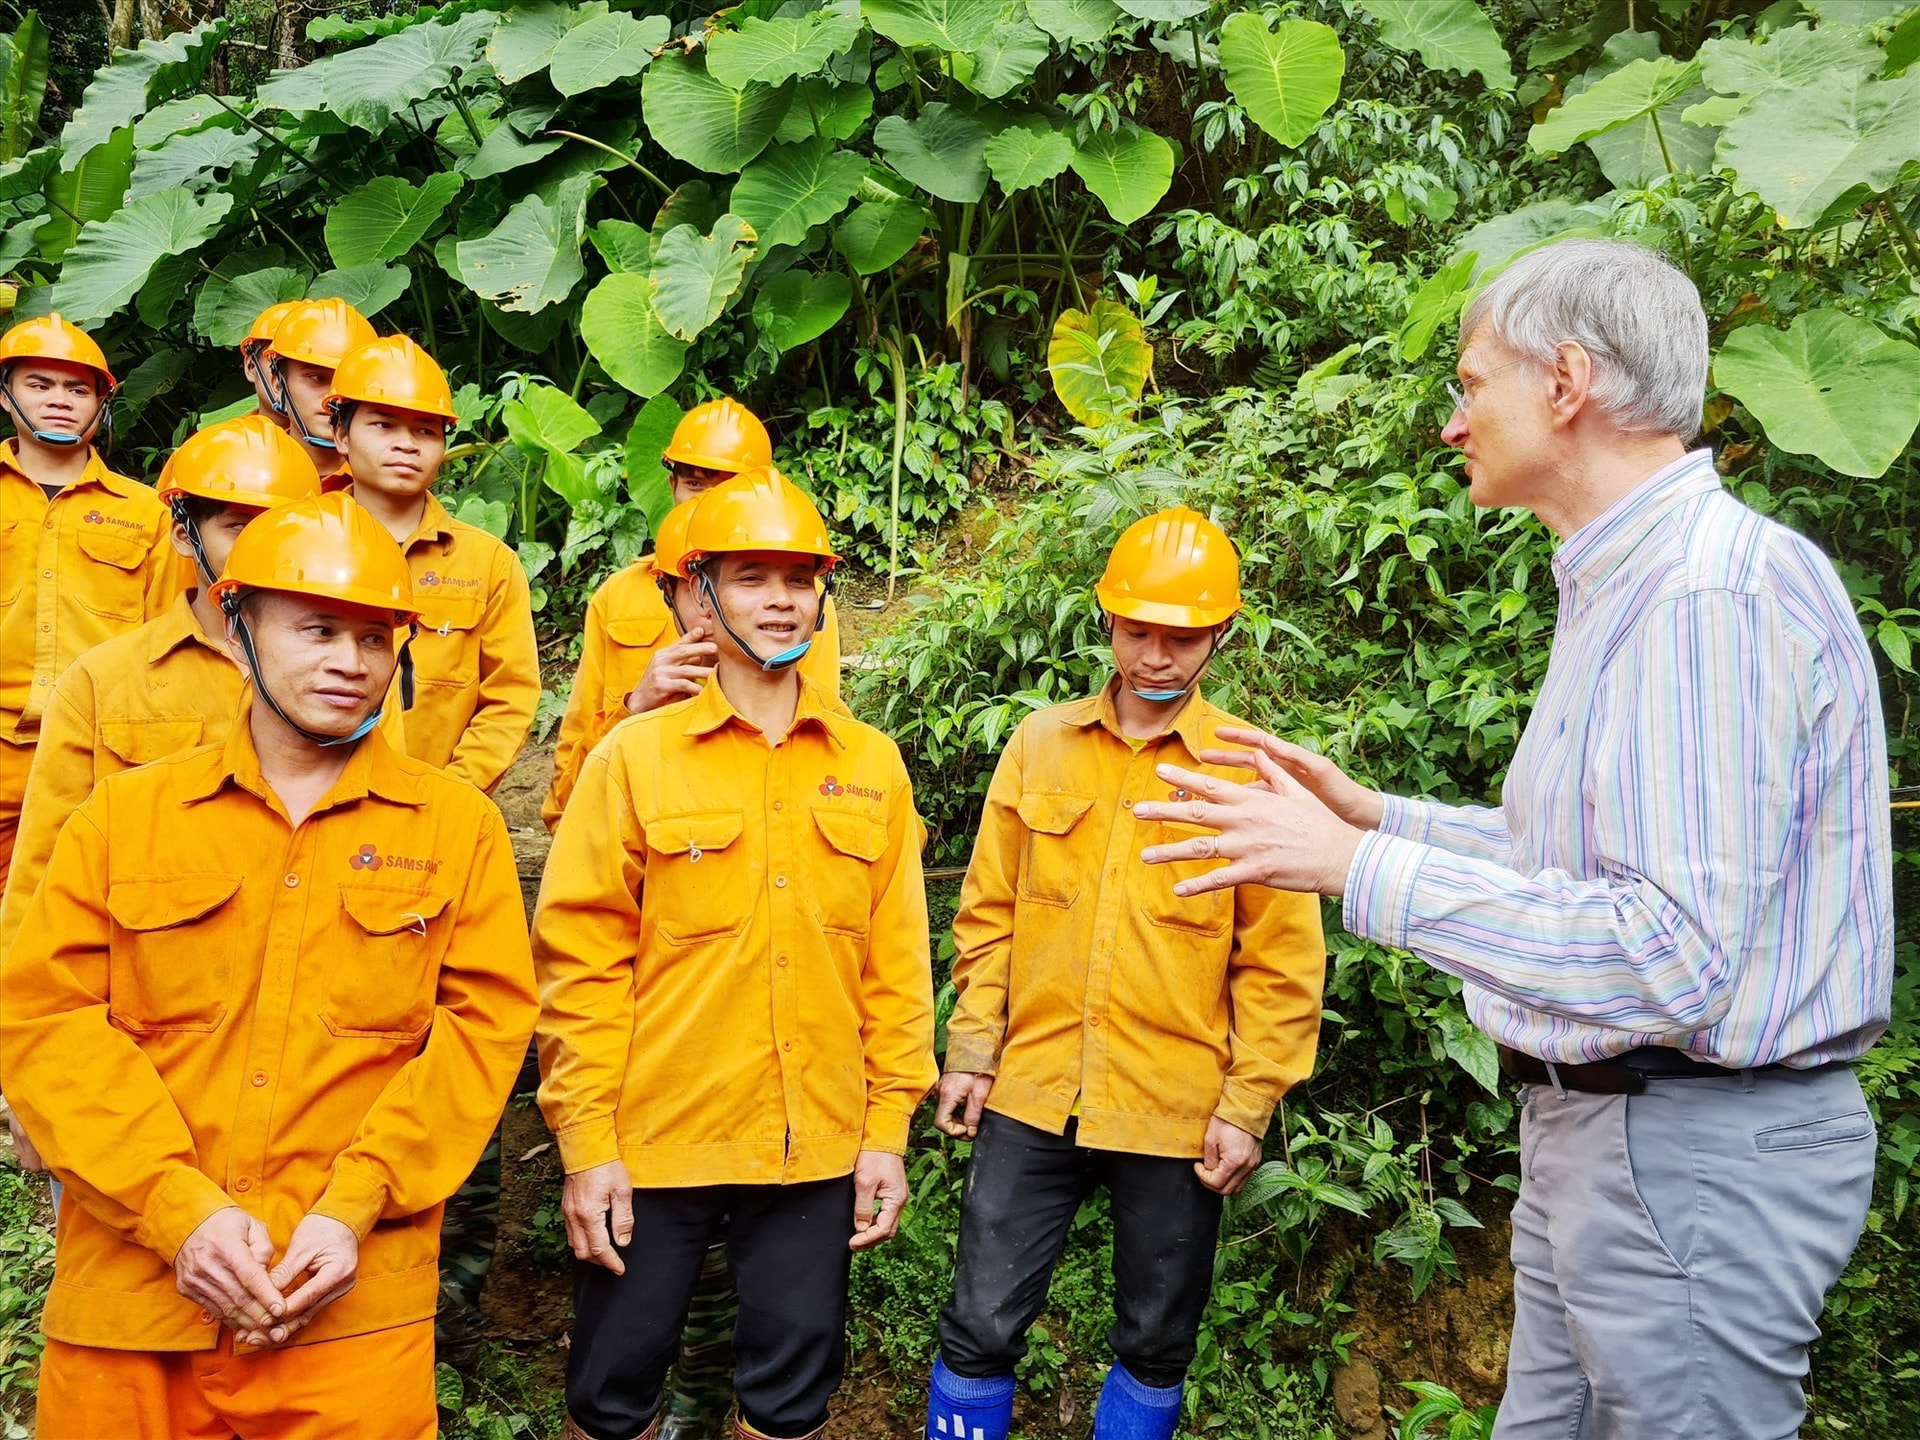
[1498,1045,1791,1095]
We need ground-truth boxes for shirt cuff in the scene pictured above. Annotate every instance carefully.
[140,1165,242,1264]
[310,1162,389,1242]
[1342,830,1427,949]
[1212,1079,1278,1139]
[554,1117,623,1175]
[941,1030,1001,1076]
[860,1103,915,1157]
[1376,792,1434,844]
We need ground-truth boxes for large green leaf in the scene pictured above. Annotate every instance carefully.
[1529,56,1702,153]
[864,0,1005,52]
[310,262,412,318]
[1048,299,1150,424]
[1361,1,1514,91]
[1715,309,1920,479]
[643,52,791,174]
[874,103,990,202]
[709,2,863,88]
[1,12,49,163]
[314,13,494,133]
[486,1,580,85]
[455,173,594,313]
[774,78,875,143]
[1452,198,1610,281]
[1717,69,1920,228]
[754,271,853,351]
[127,127,258,200]
[967,21,1053,98]
[984,118,1074,190]
[1399,249,1478,362]
[650,214,757,340]
[833,198,933,273]
[132,95,231,149]
[462,119,564,181]
[1698,23,1881,96]
[1113,0,1207,18]
[625,397,682,528]
[1026,0,1121,45]
[37,126,132,261]
[583,271,689,396]
[504,381,601,508]
[62,19,226,171]
[191,264,308,346]
[1217,15,1345,148]
[51,189,233,325]
[588,218,653,274]
[651,181,724,256]
[730,139,866,249]
[1070,126,1174,224]
[325,173,465,269]
[549,11,670,97]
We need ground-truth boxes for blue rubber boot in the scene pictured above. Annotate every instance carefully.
[925,1356,1016,1440]
[1092,1364,1183,1440]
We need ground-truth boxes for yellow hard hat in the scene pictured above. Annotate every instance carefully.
[243,300,304,358]
[663,397,773,474]
[0,312,115,392]
[650,499,698,579]
[158,415,322,510]
[212,491,418,623]
[1096,507,1242,628]
[679,466,839,577]
[265,298,377,370]
[326,335,457,423]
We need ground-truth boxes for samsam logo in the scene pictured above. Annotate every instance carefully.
[82,509,144,532]
[819,775,884,803]
[349,843,441,876]
[349,843,383,872]
[417,571,480,589]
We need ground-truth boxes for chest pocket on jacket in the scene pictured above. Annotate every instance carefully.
[602,613,670,709]
[1016,792,1096,908]
[0,519,25,606]
[106,872,244,1032]
[647,810,749,945]
[811,807,887,937]
[1143,821,1233,936]
[330,886,453,1040]
[100,718,205,768]
[413,594,485,689]
[74,525,150,621]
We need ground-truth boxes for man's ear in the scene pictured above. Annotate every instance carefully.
[1548,340,1595,429]
[170,521,197,560]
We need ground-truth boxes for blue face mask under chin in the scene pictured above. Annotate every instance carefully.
[758,638,814,671]
[1130,685,1191,703]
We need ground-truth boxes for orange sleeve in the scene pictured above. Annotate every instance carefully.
[1214,887,1328,1139]
[856,754,936,1154]
[311,806,538,1237]
[0,791,234,1262]
[0,666,100,957]
[543,590,612,833]
[944,724,1026,1076]
[446,543,538,794]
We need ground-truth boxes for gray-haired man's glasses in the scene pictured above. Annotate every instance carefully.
[1445,357,1527,412]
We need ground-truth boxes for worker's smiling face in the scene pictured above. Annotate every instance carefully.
[343,404,447,501]
[2,359,103,442]
[697,552,823,664]
[243,591,400,740]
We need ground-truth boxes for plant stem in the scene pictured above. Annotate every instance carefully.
[1881,199,1920,277]
[546,129,673,195]
[206,92,345,193]
[880,330,909,603]
[1648,110,1675,179]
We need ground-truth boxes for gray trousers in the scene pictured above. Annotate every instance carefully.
[1496,1063,1875,1440]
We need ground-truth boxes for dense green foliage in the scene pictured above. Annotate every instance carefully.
[2,1,1919,1436]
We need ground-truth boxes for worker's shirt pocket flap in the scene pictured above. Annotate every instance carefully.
[648,810,746,858]
[339,886,454,937]
[108,872,243,931]
[812,808,889,862]
[605,614,668,648]
[76,528,148,570]
[100,718,205,766]
[1016,791,1096,836]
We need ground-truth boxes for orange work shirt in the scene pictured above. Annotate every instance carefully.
[946,681,1327,1158]
[543,561,844,829]
[0,443,181,739]
[0,712,538,1350]
[533,675,935,1186]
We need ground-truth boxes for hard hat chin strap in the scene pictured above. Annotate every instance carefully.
[267,357,336,450]
[169,496,217,588]
[221,591,415,749]
[1,370,110,449]
[694,563,829,672]
[655,575,688,637]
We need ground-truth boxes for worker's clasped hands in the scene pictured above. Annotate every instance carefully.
[174,1206,360,1348]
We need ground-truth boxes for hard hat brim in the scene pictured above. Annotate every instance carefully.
[1097,587,1241,629]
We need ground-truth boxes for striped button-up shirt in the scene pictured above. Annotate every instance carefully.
[1344,450,1893,1068]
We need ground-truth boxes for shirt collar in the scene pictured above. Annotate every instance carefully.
[0,441,138,499]
[144,592,227,666]
[1552,449,1720,594]
[682,672,849,750]
[326,473,451,550]
[182,696,428,809]
[1062,675,1214,755]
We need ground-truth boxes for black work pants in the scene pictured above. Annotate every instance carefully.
[938,1111,1223,1389]
[567,1177,855,1440]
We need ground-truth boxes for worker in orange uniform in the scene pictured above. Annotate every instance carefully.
[923,508,1327,1440]
[543,397,842,833]
[0,314,180,894]
[242,301,304,421]
[259,297,377,476]
[0,491,538,1440]
[325,335,537,793]
[534,467,934,1440]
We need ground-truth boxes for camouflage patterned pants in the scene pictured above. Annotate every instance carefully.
[436,1122,502,1376]
[658,1242,741,1440]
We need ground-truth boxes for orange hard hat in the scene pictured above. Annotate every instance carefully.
[650,499,698,580]
[211,491,418,622]
[326,335,457,424]
[679,466,839,576]
[1096,506,1242,628]
[158,415,322,510]
[662,397,773,474]
[243,300,304,355]
[264,298,377,370]
[0,312,116,391]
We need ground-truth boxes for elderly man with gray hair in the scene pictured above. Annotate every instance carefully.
[1135,238,1893,1439]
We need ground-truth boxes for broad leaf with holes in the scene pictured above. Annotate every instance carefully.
[1048,300,1151,424]
[1071,126,1173,224]
[834,198,933,273]
[643,52,790,174]
[709,2,862,89]
[1217,14,1345,148]
[1715,309,1920,479]
[730,139,866,250]
[874,103,991,203]
[325,173,465,268]
[863,0,1005,52]
[455,174,593,313]
[1718,69,1920,228]
[127,126,258,200]
[585,272,690,397]
[50,188,233,325]
[755,271,853,351]
[650,215,757,341]
[1361,1,1513,91]
[310,263,412,318]
[549,11,669,98]
[1529,56,1701,154]
[984,118,1074,191]
[191,264,308,346]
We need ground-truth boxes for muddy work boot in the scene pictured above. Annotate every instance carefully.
[658,1242,741,1440]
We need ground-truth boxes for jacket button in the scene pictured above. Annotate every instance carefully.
[198,1310,215,1325]
[1088,1016,1101,1027]
[1123,799,1133,809]
[774,875,787,888]
[252,1072,267,1087]
[773,800,783,811]
[41,569,50,578]
[234,1178,251,1192]
[283,874,298,888]
[777,956,789,968]
[782,1041,794,1052]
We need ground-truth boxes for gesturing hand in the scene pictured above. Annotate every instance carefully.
[627,626,718,714]
[241,1213,359,1347]
[174,1206,284,1337]
[850,1150,909,1251]
[1134,750,1364,898]
[932,1071,995,1140]
[563,1159,634,1275]
[1193,1117,1262,1196]
[1204,727,1386,831]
